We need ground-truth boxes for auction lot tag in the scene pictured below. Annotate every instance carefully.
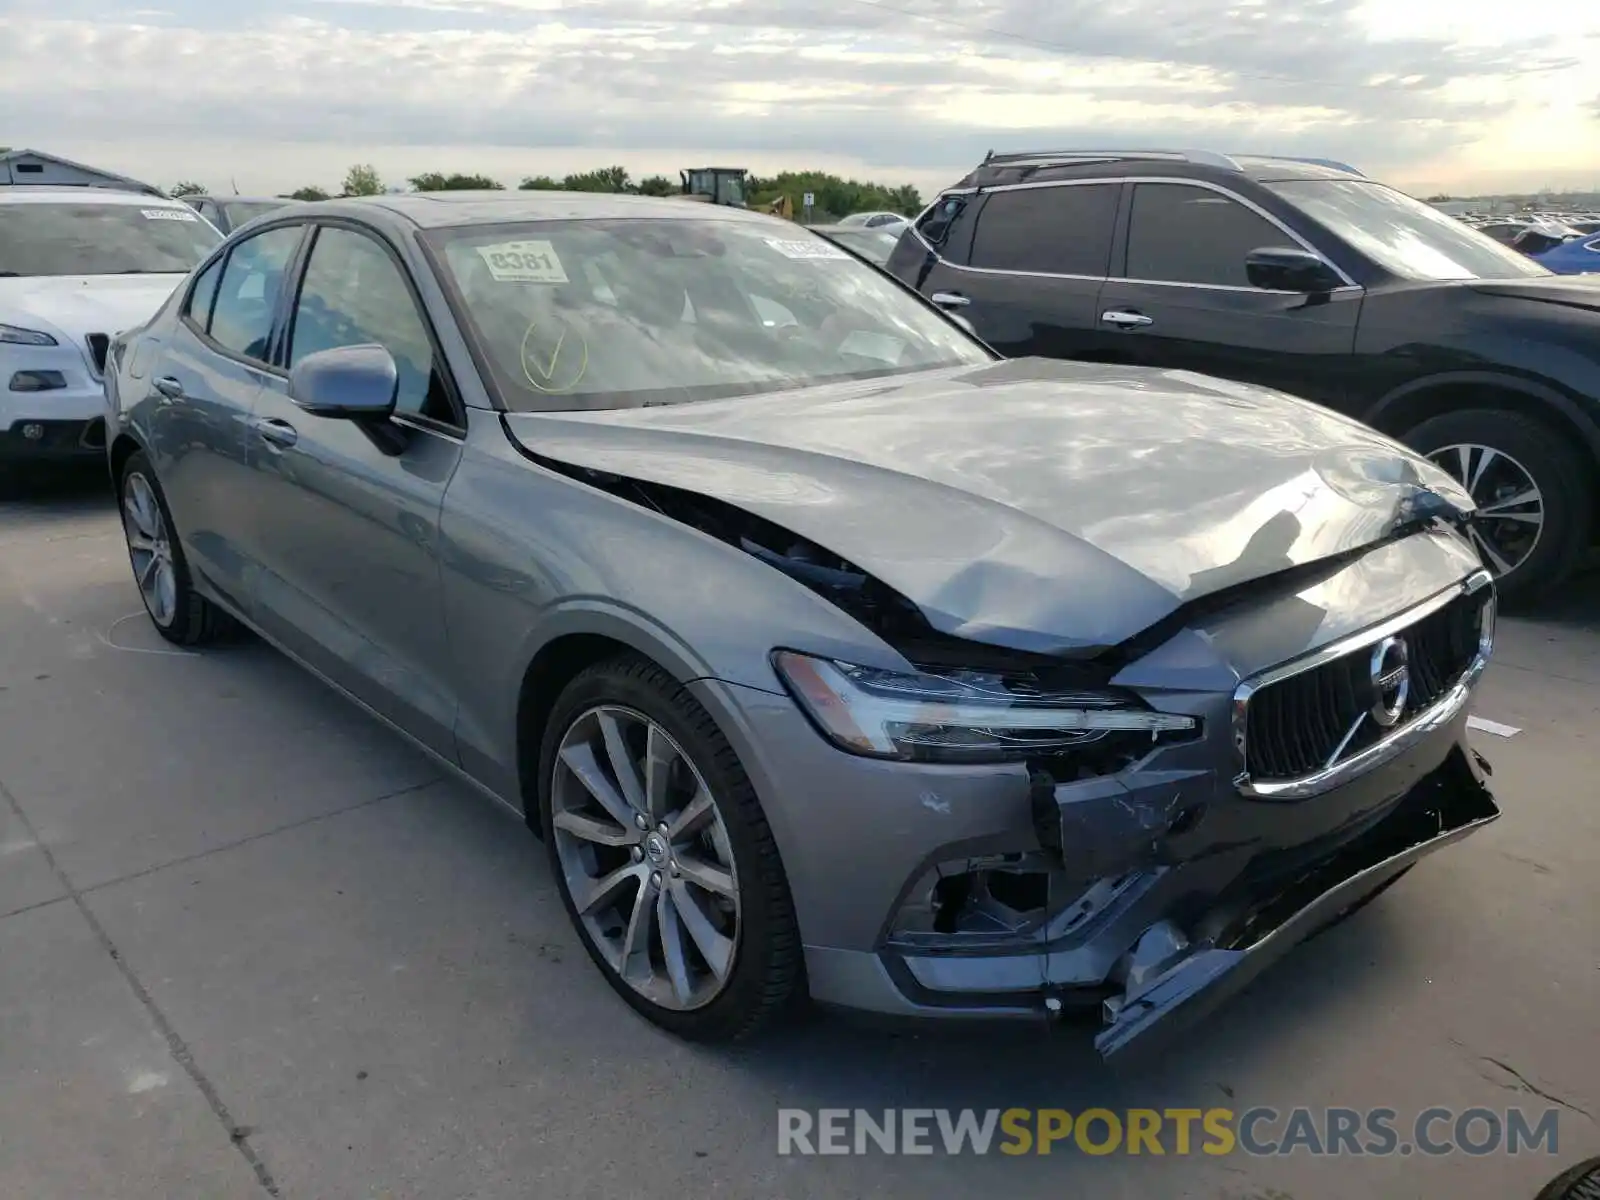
[475,240,570,284]
[142,208,198,222]
[765,238,850,261]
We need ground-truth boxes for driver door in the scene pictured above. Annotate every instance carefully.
[238,222,467,758]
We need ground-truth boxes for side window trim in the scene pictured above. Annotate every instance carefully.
[180,249,228,336]
[286,218,468,433]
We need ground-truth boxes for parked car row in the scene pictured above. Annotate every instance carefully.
[886,149,1600,602]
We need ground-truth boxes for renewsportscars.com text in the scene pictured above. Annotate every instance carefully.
[776,1107,1562,1157]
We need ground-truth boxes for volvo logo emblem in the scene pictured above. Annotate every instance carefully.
[1368,635,1411,728]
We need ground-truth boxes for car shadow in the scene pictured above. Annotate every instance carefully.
[1509,558,1600,632]
[0,463,115,511]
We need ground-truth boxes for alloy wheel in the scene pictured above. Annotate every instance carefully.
[550,704,741,1011]
[121,471,178,628]
[1425,442,1545,578]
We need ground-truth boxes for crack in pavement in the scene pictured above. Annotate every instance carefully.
[0,774,441,1196]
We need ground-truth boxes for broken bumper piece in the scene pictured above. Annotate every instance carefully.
[1093,747,1498,1061]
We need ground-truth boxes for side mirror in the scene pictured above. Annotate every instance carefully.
[1245,247,1342,293]
[287,344,399,419]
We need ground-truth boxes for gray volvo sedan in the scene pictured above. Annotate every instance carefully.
[103,192,1499,1056]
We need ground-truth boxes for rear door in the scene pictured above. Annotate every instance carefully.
[1096,182,1361,407]
[143,222,307,609]
[238,221,465,757]
[899,182,1121,359]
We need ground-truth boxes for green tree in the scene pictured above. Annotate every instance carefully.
[633,174,678,197]
[518,174,561,190]
[341,163,384,197]
[287,185,330,201]
[562,165,631,193]
[409,171,504,191]
[169,180,206,197]
[746,171,921,221]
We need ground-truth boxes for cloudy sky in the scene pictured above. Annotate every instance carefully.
[3,0,1597,200]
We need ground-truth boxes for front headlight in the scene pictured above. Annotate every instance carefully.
[772,651,1197,763]
[0,323,59,347]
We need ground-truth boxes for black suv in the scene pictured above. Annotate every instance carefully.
[887,149,1600,600]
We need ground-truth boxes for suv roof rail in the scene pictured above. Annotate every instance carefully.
[1236,154,1364,177]
[980,148,1242,170]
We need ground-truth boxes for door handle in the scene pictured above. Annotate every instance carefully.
[1101,309,1154,329]
[153,376,184,399]
[930,291,970,308]
[251,416,299,449]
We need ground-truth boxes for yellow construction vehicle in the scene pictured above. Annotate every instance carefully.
[677,168,794,220]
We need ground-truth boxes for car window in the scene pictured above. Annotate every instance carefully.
[968,184,1118,276]
[185,257,223,330]
[208,225,303,362]
[0,201,221,277]
[1125,184,1291,287]
[426,217,991,413]
[916,196,972,249]
[288,225,454,424]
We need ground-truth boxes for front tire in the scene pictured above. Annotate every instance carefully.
[1404,408,1592,603]
[537,653,805,1042]
[117,451,235,646]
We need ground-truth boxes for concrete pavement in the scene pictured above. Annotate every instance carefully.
[2,469,1595,1200]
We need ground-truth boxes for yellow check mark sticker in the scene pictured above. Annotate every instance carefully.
[518,319,588,393]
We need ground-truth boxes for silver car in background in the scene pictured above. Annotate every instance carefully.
[103,193,1499,1056]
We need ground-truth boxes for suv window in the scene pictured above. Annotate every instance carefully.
[916,196,971,248]
[288,226,454,424]
[208,225,303,361]
[968,184,1118,276]
[1125,184,1287,287]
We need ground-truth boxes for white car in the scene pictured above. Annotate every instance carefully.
[837,210,910,231]
[0,187,220,483]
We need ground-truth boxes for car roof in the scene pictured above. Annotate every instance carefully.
[193,195,293,205]
[0,186,192,207]
[948,152,1366,192]
[298,190,782,229]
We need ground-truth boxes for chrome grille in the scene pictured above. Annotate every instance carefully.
[1236,575,1493,794]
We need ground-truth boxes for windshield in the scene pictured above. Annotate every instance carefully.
[1267,180,1551,282]
[0,202,221,277]
[222,200,289,228]
[426,217,989,412]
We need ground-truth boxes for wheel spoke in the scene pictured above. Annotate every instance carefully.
[136,553,161,589]
[125,533,156,553]
[656,889,694,1005]
[1465,446,1498,494]
[1453,445,1473,487]
[676,853,736,899]
[643,723,674,822]
[552,808,635,848]
[579,861,643,916]
[615,879,658,982]
[154,564,177,624]
[666,786,715,842]
[1477,488,1540,515]
[597,711,647,814]
[1470,524,1516,575]
[558,741,637,829]
[668,877,732,978]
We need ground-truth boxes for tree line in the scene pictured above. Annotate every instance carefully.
[167,163,925,218]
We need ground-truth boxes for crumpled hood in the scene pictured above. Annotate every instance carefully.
[1467,273,1600,310]
[503,358,1475,654]
[0,274,186,343]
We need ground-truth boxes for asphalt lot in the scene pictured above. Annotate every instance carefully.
[2,467,1596,1200]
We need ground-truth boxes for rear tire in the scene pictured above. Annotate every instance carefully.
[117,451,236,646]
[1403,408,1592,603]
[537,653,805,1042]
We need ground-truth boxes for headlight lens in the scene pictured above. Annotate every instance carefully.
[773,650,1196,763]
[0,323,59,347]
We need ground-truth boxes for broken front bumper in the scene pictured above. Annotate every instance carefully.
[1093,743,1497,1059]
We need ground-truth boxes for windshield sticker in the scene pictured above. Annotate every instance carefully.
[764,238,851,261]
[142,208,199,222]
[475,240,570,284]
